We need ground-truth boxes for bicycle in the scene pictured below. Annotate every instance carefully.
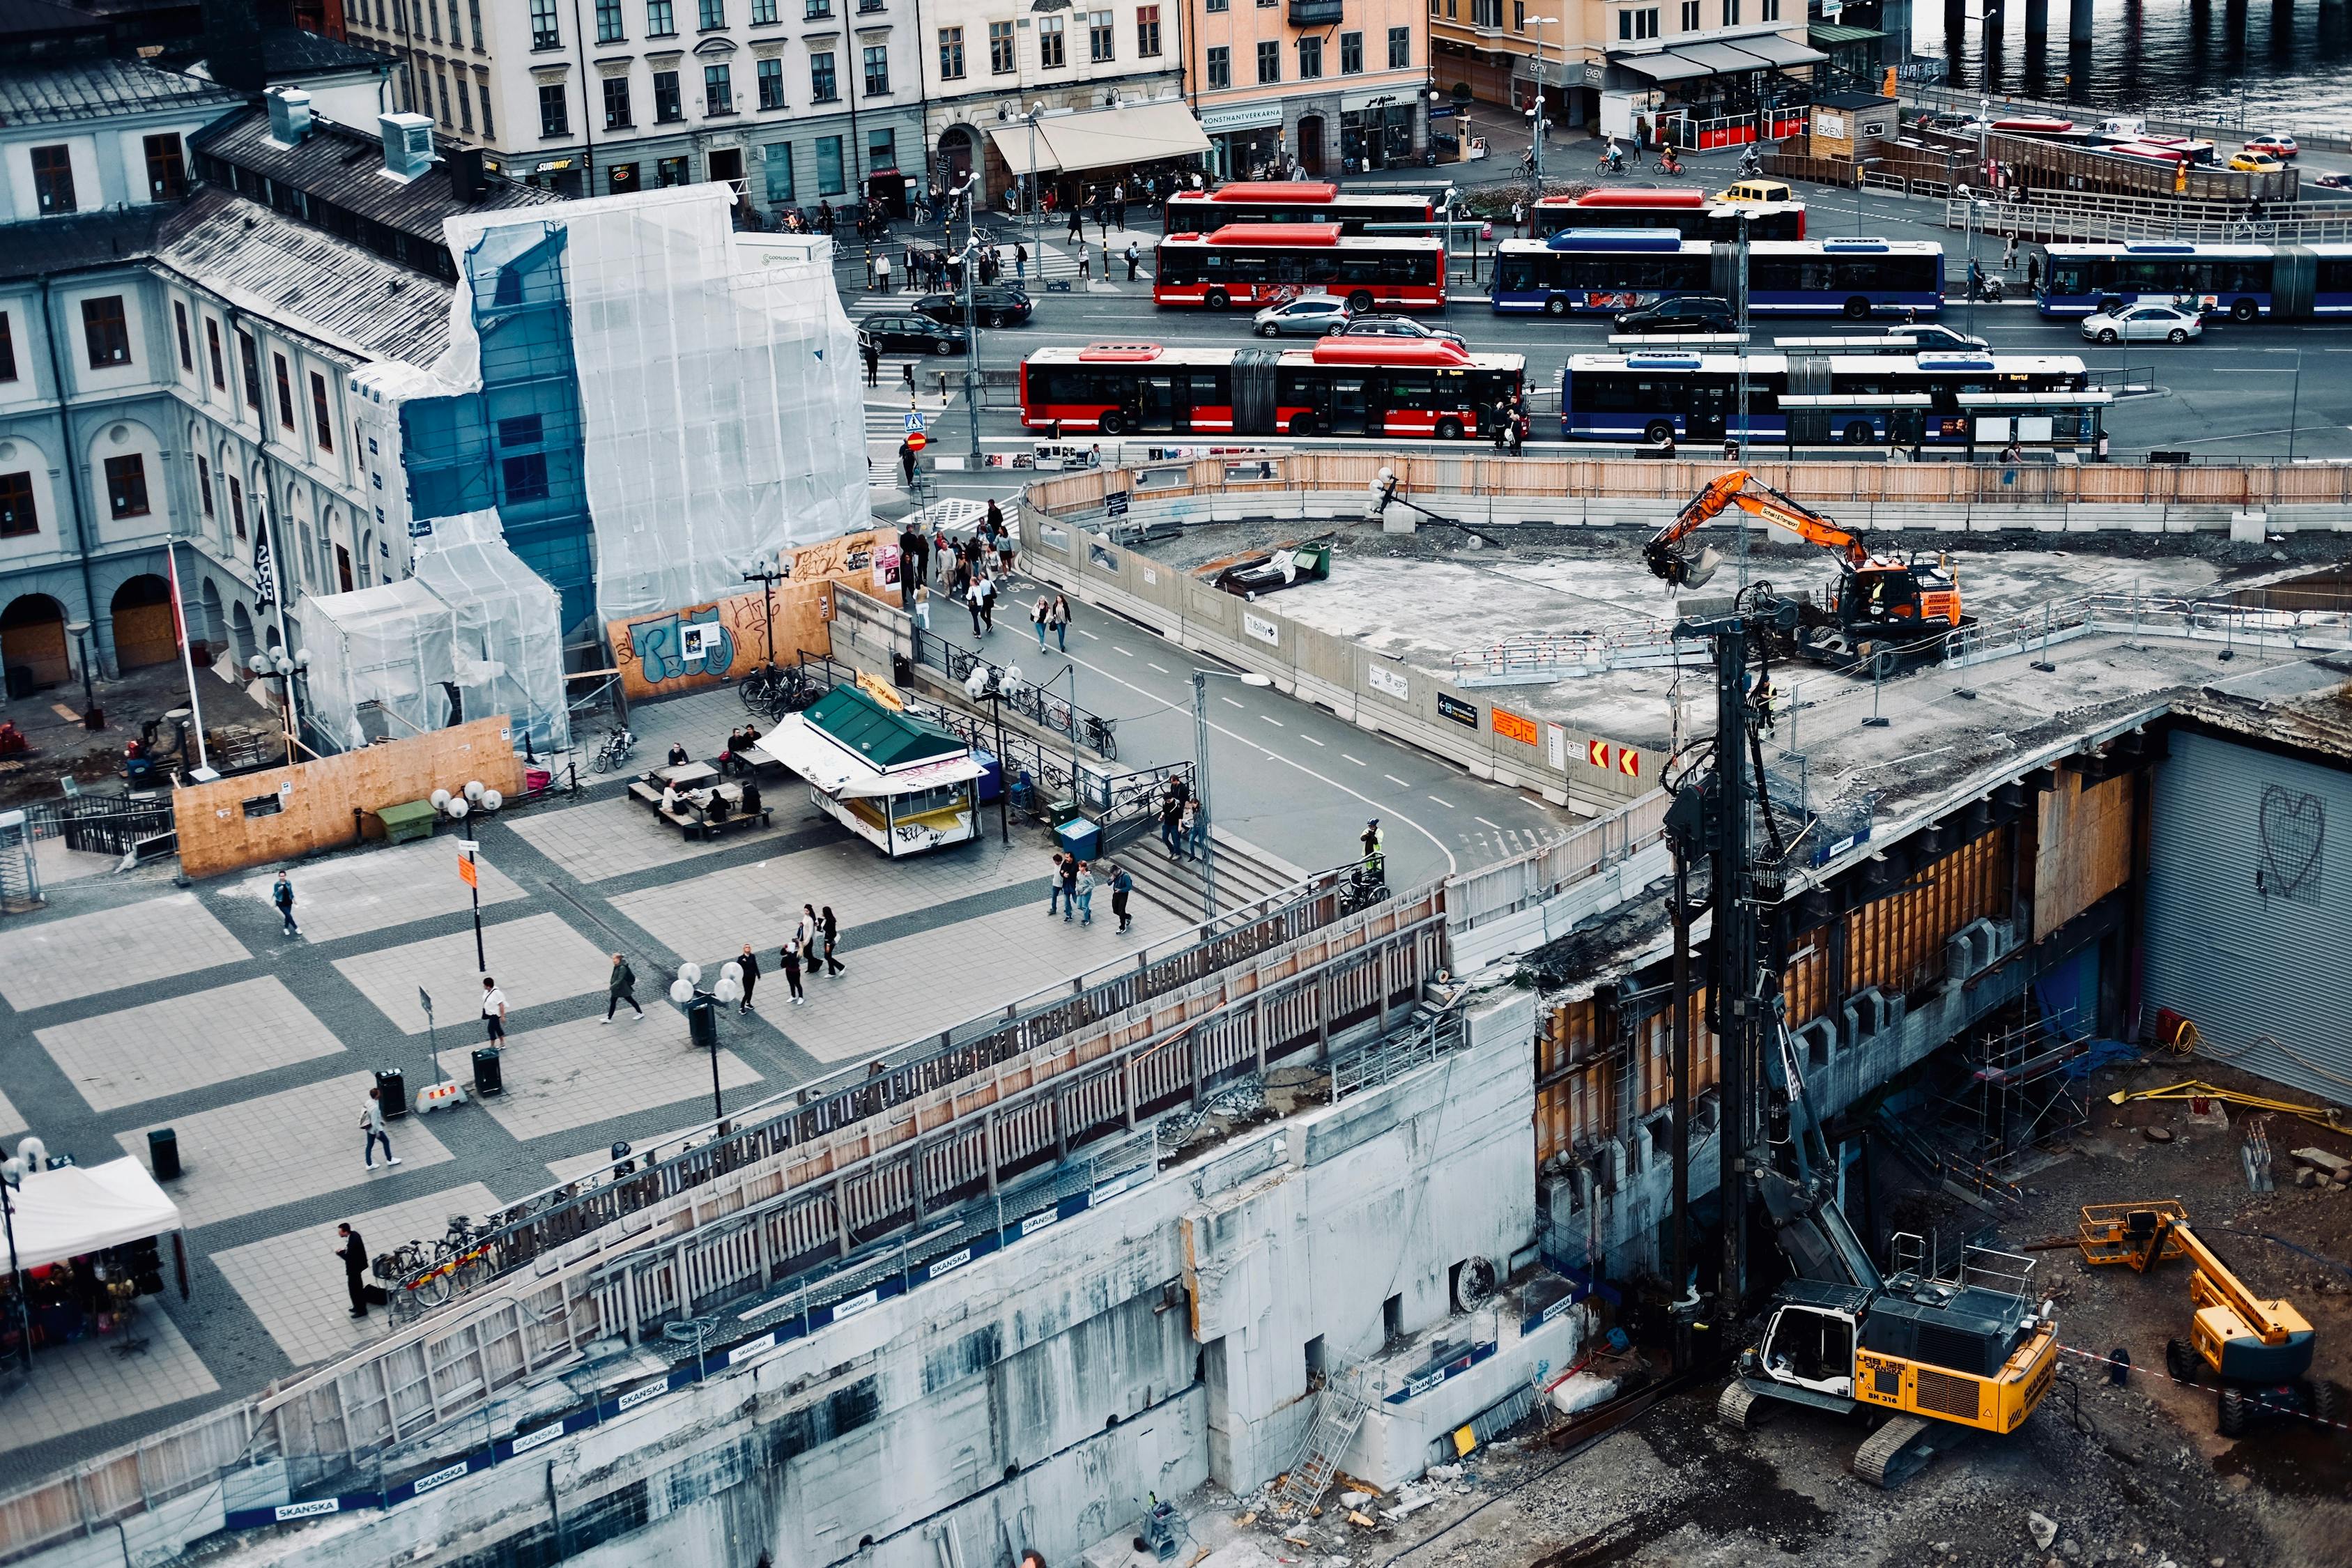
[590,727,637,773]
[739,663,809,720]
[1080,712,1118,762]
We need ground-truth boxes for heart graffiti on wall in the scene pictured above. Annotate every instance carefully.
[2255,784,2325,904]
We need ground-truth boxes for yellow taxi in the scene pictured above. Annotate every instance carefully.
[1714,178,1795,203]
[2227,151,2283,173]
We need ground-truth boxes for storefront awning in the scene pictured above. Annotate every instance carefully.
[1039,101,1212,174]
[10,1158,183,1271]
[1732,32,1829,66]
[1671,40,1776,72]
[986,119,1061,176]
[1613,50,1714,82]
[837,754,989,798]
[753,711,870,795]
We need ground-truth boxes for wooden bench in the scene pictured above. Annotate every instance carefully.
[667,804,774,841]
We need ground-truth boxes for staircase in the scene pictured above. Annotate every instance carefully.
[1273,1362,1373,1519]
[1110,824,1309,921]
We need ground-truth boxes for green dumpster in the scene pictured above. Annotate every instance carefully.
[376,800,439,843]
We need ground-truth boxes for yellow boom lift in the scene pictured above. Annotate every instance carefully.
[2078,1201,2339,1435]
[1645,470,1973,663]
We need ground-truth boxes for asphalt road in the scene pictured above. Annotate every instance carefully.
[935,578,1574,893]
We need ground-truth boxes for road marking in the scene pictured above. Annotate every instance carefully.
[1298,733,1325,746]
[1342,753,1367,766]
[1385,774,1411,787]
[1113,646,1135,657]
[1222,696,1245,708]
[1259,714,1284,728]
[1428,794,1456,809]
[1076,627,1100,639]
[1477,815,1503,829]
[1148,662,1169,672]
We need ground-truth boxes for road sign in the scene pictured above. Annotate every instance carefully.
[418,987,433,1020]
[1105,489,1131,518]
[457,856,477,889]
[903,411,926,431]
[906,431,928,452]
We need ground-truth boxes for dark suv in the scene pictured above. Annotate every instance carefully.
[914,286,1034,328]
[1613,295,1737,335]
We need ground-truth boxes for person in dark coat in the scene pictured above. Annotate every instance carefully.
[337,1224,369,1317]
[1109,863,1132,932]
[605,953,643,1022]
[780,937,806,1005]
[820,906,844,974]
[737,942,760,1013]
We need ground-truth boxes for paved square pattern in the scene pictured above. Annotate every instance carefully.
[481,1013,762,1142]
[37,976,345,1113]
[335,912,614,1036]
[117,1073,456,1228]
[611,836,1050,968]
[219,838,526,943]
[0,1302,218,1454]
[211,1183,505,1369]
[776,890,1191,1062]
[0,1087,25,1141]
[0,893,248,1011]
[503,794,801,884]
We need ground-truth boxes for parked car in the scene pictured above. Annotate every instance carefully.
[1715,178,1795,204]
[859,312,969,354]
[2080,302,2203,344]
[1888,323,1991,352]
[914,286,1034,328]
[1333,315,1467,347]
[1614,295,1737,335]
[2243,132,2300,160]
[2228,151,2284,174]
[1252,295,1353,337]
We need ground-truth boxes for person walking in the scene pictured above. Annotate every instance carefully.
[1067,203,1084,243]
[1075,860,1096,925]
[1159,790,1183,859]
[820,906,844,975]
[737,942,760,1013]
[360,1086,401,1170]
[1059,852,1079,921]
[899,436,919,490]
[604,953,643,1022]
[977,569,997,632]
[1109,862,1132,932]
[1050,593,1070,651]
[779,937,806,1006]
[337,1224,370,1317]
[480,976,507,1045]
[862,336,881,387]
[1123,241,1140,282]
[1015,243,1029,284]
[1079,249,1091,284]
[875,251,892,293]
[2002,233,2018,272]
[272,870,300,937]
[912,580,932,631]
[1047,850,1068,916]
[1032,592,1052,650]
[966,574,987,637]
[1183,797,1206,858]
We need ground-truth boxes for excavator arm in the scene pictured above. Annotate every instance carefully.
[1645,470,1872,590]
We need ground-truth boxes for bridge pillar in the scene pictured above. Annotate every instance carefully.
[2070,0,2093,37]
[2024,0,2048,36]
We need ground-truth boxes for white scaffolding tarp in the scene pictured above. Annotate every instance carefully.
[410,509,571,753]
[299,577,460,752]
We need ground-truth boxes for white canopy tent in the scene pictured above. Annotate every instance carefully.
[8,1158,184,1273]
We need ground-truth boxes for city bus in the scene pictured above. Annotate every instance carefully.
[2037,240,2352,321]
[1162,180,1441,236]
[1019,338,1522,439]
[1530,188,1807,241]
[1559,349,2093,447]
[1153,224,1450,312]
[1492,232,1944,318]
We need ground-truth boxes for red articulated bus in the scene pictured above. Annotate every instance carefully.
[1530,187,1806,240]
[1153,224,1450,312]
[1162,180,1440,236]
[1019,338,1523,440]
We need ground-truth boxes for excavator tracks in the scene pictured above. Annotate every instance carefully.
[1716,1381,1762,1432]
[1851,1415,1939,1489]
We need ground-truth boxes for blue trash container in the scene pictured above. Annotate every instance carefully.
[1056,816,1101,862]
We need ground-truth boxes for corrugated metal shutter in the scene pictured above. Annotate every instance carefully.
[2142,732,2352,1103]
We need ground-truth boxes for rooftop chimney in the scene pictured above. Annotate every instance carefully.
[447,146,486,203]
[378,112,434,180]
[266,88,314,144]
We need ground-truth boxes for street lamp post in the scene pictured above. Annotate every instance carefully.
[741,564,786,667]
[1190,668,1272,921]
[1,1156,29,1377]
[1525,17,1558,204]
[959,224,985,465]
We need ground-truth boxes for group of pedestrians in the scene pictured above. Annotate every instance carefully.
[1030,590,1071,651]
[734,905,845,1013]
[1158,774,1204,860]
[1048,850,1133,932]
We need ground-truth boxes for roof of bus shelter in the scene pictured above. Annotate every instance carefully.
[985,101,1212,176]
[1612,30,1826,80]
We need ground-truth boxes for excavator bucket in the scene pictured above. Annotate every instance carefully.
[1668,545,1723,590]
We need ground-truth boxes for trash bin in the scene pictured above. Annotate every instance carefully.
[971,748,1003,805]
[1056,816,1101,862]
[147,1128,180,1181]
[472,1046,504,1097]
[374,1067,408,1119]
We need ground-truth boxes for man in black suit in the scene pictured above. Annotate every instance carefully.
[337,1224,369,1317]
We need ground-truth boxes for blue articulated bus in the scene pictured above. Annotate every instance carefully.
[2037,240,2352,321]
[1491,231,1945,318]
[1560,350,2093,447]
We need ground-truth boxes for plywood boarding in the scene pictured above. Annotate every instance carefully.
[2033,770,2133,939]
[171,717,523,879]
[608,578,834,702]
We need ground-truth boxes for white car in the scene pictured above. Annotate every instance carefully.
[2080,302,2203,344]
[1252,295,1351,337]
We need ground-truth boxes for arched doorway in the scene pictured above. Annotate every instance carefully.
[939,125,976,192]
[197,579,226,661]
[229,601,256,665]
[1298,116,1325,176]
[1,593,69,698]
[110,574,177,670]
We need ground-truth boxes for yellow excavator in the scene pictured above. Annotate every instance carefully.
[2079,1201,2339,1436]
[1645,470,1973,664]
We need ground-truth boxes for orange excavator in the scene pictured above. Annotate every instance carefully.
[1645,471,1973,665]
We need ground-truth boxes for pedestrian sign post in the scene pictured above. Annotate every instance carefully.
[456,856,477,889]
[419,987,438,1093]
[903,411,926,432]
[457,841,485,974]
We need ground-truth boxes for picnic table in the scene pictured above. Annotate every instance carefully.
[627,776,774,840]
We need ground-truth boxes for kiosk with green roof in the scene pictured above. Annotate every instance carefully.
[755,684,984,855]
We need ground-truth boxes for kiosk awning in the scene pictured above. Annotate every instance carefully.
[838,754,988,798]
[1613,49,1713,82]
[991,102,1214,176]
[1732,32,1829,66]
[752,712,870,794]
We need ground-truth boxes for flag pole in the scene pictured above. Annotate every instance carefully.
[165,538,211,773]
[253,512,302,764]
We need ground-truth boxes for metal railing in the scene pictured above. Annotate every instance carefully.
[1443,789,1671,932]
[1940,590,2352,670]
[914,627,1119,758]
[1904,82,2352,151]
[1939,190,2352,246]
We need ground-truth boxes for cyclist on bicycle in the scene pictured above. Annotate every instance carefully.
[1359,818,1386,879]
